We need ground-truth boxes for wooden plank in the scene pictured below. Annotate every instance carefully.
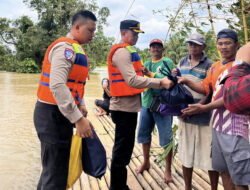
[194,169,224,190]
[173,161,205,190]
[98,177,108,190]
[88,175,100,190]
[95,115,144,190]
[133,134,183,190]
[132,149,169,189]
[72,111,221,190]
[129,157,152,190]
[80,172,91,190]
[127,161,145,190]
[133,158,163,190]
[104,159,111,188]
[132,138,180,190]
[72,178,81,190]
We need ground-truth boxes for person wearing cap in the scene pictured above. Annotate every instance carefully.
[175,33,219,190]
[107,20,173,190]
[217,44,250,190]
[179,30,250,189]
[136,39,175,183]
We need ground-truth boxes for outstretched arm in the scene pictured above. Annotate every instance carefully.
[178,76,206,94]
[181,97,224,116]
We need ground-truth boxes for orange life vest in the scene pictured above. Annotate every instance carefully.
[37,37,88,105]
[107,43,144,97]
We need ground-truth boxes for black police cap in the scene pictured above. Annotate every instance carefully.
[120,20,144,33]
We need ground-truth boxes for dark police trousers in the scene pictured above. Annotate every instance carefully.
[34,101,73,190]
[110,111,137,190]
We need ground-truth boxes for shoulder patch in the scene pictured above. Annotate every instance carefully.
[64,48,74,60]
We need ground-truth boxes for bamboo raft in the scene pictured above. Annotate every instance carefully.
[69,111,224,190]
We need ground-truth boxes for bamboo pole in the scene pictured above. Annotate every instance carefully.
[189,0,198,27]
[174,159,210,190]
[241,0,249,43]
[205,0,220,59]
[80,173,91,190]
[129,158,153,190]
[132,133,181,190]
[72,178,81,190]
[164,0,187,42]
[132,158,163,190]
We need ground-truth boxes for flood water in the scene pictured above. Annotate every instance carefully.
[0,70,105,190]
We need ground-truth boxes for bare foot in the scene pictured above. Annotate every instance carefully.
[135,162,150,174]
[94,108,106,116]
[164,170,173,184]
[97,111,106,116]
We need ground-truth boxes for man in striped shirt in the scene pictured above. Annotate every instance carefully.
[180,30,250,190]
[176,33,219,190]
[210,58,250,190]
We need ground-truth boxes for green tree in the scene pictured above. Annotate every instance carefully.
[0,0,113,72]
[164,32,187,65]
[230,0,250,44]
[85,31,114,70]
[155,0,237,59]
[23,0,112,66]
[137,48,150,63]
[0,44,14,71]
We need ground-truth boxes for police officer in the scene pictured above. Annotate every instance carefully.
[33,10,96,190]
[107,20,173,190]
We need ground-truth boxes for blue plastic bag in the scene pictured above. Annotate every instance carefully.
[157,62,194,115]
[160,83,194,106]
[82,124,107,179]
[159,103,188,116]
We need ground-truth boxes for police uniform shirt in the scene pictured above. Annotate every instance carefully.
[110,46,161,112]
[46,33,84,123]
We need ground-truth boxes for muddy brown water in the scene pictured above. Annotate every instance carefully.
[0,71,105,190]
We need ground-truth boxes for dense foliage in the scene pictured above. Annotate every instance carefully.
[0,0,249,73]
[0,0,113,73]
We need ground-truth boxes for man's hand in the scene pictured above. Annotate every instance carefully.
[171,68,178,76]
[142,67,152,77]
[79,105,88,117]
[181,103,208,116]
[160,77,174,89]
[177,76,189,84]
[75,117,92,138]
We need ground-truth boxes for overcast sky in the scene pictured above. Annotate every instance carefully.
[1,0,229,49]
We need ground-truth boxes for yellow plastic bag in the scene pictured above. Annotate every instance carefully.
[67,134,82,189]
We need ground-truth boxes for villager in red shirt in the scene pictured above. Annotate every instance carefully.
[223,43,250,115]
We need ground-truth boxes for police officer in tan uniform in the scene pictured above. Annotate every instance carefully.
[34,10,96,190]
[107,20,173,190]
